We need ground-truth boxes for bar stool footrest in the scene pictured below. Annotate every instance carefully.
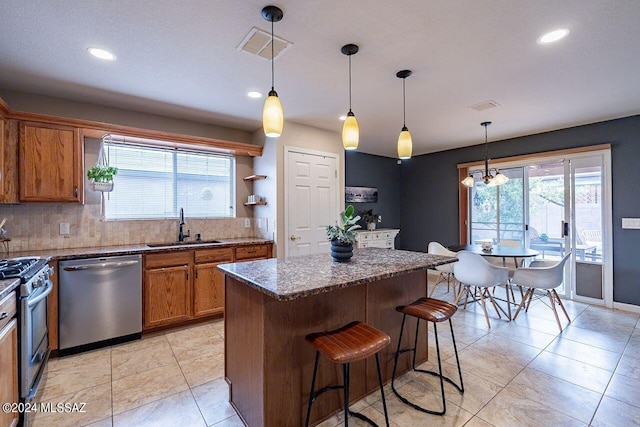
[413,367,464,393]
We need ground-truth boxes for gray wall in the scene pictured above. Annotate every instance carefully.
[345,151,401,245]
[398,115,640,306]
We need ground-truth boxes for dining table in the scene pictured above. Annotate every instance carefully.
[448,244,539,268]
[447,244,540,320]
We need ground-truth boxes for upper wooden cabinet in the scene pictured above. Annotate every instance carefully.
[0,119,19,204]
[19,122,83,203]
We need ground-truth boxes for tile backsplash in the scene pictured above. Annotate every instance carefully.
[0,203,265,253]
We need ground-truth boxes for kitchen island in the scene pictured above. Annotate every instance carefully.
[218,248,456,427]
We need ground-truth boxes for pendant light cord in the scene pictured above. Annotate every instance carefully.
[270,18,275,90]
[483,123,490,178]
[402,78,406,127]
[348,54,352,112]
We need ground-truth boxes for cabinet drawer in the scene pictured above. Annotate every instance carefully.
[195,247,233,264]
[145,251,192,269]
[0,291,16,331]
[358,233,371,241]
[235,244,269,260]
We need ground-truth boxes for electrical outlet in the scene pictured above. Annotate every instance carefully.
[244,218,251,228]
[59,223,70,235]
[257,218,263,229]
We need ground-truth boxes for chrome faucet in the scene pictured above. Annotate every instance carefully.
[178,207,190,242]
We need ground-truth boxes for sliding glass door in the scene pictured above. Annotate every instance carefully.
[570,156,605,302]
[466,151,611,305]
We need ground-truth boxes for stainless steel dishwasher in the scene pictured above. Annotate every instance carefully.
[59,254,142,354]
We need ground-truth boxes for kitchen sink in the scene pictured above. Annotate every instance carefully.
[146,240,221,248]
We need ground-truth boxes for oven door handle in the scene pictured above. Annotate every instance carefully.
[62,260,139,271]
[27,280,53,308]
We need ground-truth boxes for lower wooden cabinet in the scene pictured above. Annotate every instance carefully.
[143,244,271,330]
[0,293,18,427]
[144,265,190,328]
[193,263,225,317]
[193,247,234,318]
[144,252,191,329]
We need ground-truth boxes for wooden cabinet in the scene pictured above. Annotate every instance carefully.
[193,247,233,317]
[355,229,400,249]
[0,119,19,204]
[236,244,270,260]
[0,292,19,427]
[141,243,272,330]
[144,252,191,329]
[19,121,83,203]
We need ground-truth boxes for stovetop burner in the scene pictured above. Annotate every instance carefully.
[0,258,40,280]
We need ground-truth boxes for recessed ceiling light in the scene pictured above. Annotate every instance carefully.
[247,91,262,99]
[88,47,116,60]
[339,115,347,121]
[538,28,570,44]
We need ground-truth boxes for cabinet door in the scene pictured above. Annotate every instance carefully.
[0,120,19,204]
[193,262,225,317]
[144,265,190,328]
[0,319,18,427]
[19,122,82,202]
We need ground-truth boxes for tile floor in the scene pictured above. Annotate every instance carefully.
[33,281,640,427]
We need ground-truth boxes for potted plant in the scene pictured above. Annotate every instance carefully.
[87,165,118,192]
[361,209,382,231]
[326,205,361,262]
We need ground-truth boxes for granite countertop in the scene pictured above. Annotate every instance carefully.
[0,278,20,301]
[218,248,456,301]
[6,237,273,261]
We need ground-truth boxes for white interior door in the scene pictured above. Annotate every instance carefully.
[285,148,338,257]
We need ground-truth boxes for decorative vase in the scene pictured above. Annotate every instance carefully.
[91,181,114,192]
[330,240,353,262]
[367,222,376,231]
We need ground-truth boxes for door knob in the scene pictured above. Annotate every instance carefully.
[290,235,300,241]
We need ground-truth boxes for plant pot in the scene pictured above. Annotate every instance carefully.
[330,241,353,262]
[90,181,114,192]
[367,222,376,231]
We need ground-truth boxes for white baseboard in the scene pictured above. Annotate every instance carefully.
[613,301,640,314]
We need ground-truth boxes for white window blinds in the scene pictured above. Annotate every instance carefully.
[104,143,235,220]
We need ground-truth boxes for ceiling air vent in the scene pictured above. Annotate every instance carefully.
[469,100,500,112]
[237,27,292,60]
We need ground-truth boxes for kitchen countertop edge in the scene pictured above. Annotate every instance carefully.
[7,238,274,261]
[0,278,20,301]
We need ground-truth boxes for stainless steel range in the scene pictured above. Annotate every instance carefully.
[0,257,53,426]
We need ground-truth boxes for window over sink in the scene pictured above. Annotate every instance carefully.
[104,143,235,220]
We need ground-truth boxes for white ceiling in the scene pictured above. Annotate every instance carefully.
[1,0,640,157]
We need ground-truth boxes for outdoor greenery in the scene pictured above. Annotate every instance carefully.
[87,165,118,182]
[326,205,361,244]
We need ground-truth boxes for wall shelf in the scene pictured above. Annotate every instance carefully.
[244,201,268,206]
[243,174,267,181]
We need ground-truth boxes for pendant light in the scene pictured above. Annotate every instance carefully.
[461,122,509,187]
[261,5,284,138]
[341,44,359,150]
[396,70,413,159]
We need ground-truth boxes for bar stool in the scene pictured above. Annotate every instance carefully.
[391,297,464,415]
[305,321,390,427]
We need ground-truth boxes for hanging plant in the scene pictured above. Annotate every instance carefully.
[87,165,118,192]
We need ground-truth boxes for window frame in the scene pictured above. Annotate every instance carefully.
[102,142,236,221]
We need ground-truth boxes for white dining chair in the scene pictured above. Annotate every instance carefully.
[511,253,572,331]
[452,251,509,328]
[427,242,458,297]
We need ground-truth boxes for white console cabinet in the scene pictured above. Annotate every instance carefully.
[354,228,400,249]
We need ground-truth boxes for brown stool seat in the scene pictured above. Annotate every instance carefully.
[391,297,464,416]
[305,321,390,364]
[397,297,457,323]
